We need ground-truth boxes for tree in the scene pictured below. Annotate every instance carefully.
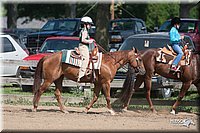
[146,3,179,30]
[179,2,198,18]
[6,3,18,29]
[95,3,110,51]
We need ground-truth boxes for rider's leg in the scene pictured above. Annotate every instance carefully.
[78,44,89,82]
[171,44,183,70]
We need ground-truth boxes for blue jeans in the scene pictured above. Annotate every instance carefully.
[172,44,183,66]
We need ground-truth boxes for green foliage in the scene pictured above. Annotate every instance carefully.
[0,4,6,16]
[3,2,199,30]
[146,3,179,30]
[17,4,67,21]
[189,6,199,18]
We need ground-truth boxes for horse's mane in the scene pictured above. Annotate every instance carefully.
[104,50,130,63]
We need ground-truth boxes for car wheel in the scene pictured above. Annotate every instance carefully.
[160,88,172,98]
[16,67,21,78]
[22,85,32,92]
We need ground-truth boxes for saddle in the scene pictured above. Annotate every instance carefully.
[70,46,99,62]
[70,46,99,81]
[161,44,189,60]
[156,44,191,66]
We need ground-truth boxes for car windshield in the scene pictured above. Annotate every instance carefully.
[39,39,79,53]
[159,20,196,33]
[119,35,194,51]
[110,20,134,31]
[119,37,170,51]
[41,20,78,31]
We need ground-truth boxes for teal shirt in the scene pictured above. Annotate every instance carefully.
[169,27,181,44]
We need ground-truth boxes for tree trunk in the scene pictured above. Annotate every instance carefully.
[197,2,200,19]
[179,3,197,18]
[95,3,110,51]
[64,4,70,18]
[7,4,18,29]
[70,3,76,18]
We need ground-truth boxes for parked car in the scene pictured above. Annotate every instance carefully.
[116,32,195,98]
[3,28,38,46]
[5,33,30,55]
[158,18,200,52]
[109,18,147,51]
[26,18,95,54]
[19,36,80,78]
[0,33,29,77]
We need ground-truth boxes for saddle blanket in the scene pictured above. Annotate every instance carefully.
[61,50,102,70]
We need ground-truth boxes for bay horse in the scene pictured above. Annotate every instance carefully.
[32,49,145,115]
[120,48,200,114]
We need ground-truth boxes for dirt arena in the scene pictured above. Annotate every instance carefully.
[2,104,199,132]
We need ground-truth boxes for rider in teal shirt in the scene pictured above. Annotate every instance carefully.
[169,17,184,71]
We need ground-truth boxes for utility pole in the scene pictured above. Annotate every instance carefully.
[111,0,114,20]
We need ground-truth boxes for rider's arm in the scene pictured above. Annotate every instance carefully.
[81,30,93,44]
[170,28,181,44]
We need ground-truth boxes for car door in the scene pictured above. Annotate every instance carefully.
[135,20,146,34]
[0,35,28,76]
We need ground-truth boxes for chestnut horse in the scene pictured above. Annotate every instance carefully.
[32,49,145,115]
[120,48,200,114]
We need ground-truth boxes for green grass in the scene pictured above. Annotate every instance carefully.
[1,85,199,113]
[1,86,85,97]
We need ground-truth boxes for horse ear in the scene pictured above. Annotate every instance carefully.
[135,48,138,53]
[132,47,135,52]
[132,47,138,53]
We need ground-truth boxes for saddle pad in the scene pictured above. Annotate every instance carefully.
[156,49,191,66]
[61,50,102,70]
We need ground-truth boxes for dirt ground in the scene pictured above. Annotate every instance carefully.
[2,104,199,132]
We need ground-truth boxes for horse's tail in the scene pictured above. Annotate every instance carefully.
[119,67,136,104]
[32,58,44,94]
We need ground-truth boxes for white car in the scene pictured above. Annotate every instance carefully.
[0,33,28,76]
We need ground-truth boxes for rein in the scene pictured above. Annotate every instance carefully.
[96,43,129,70]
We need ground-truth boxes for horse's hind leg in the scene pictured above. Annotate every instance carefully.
[170,81,192,115]
[194,82,200,95]
[84,84,101,113]
[33,80,52,112]
[54,75,68,113]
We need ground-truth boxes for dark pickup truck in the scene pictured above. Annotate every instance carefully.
[26,18,95,54]
[109,18,147,51]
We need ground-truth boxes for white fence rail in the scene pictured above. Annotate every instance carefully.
[2,59,38,67]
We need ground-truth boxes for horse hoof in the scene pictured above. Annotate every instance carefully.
[122,108,128,113]
[170,109,176,115]
[108,109,116,115]
[152,109,157,114]
[32,108,37,112]
[61,110,69,114]
[83,109,89,114]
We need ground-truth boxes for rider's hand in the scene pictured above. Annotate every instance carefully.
[181,35,184,40]
[89,39,94,44]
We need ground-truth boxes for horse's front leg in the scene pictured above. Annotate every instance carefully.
[144,76,157,113]
[102,81,115,115]
[170,81,192,115]
[84,84,101,113]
